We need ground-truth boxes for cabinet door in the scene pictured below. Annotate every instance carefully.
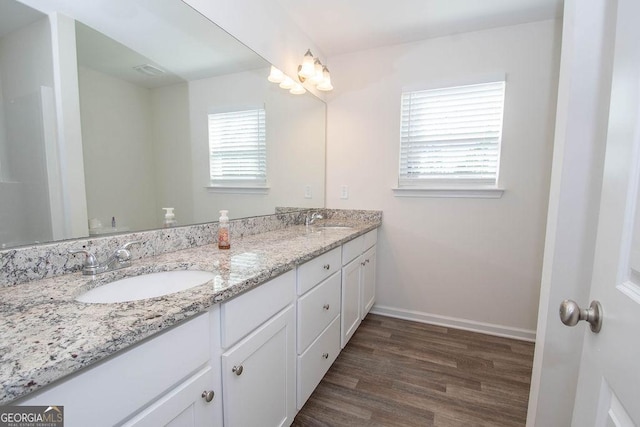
[361,245,376,319]
[222,306,296,427]
[341,257,361,348]
[122,366,218,427]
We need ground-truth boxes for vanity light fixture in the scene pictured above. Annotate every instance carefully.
[309,59,324,85]
[316,65,333,91]
[296,49,333,92]
[267,65,285,83]
[279,76,295,89]
[290,82,306,95]
[267,49,333,95]
[298,49,316,79]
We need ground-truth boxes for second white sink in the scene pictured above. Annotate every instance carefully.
[76,270,216,304]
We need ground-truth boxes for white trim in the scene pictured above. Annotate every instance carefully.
[370,304,536,342]
[617,281,640,305]
[402,73,508,94]
[392,187,504,199]
[205,185,270,195]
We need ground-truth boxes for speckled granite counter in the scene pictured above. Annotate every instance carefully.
[0,219,380,404]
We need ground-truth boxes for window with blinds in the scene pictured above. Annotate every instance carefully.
[399,81,505,187]
[208,108,266,186]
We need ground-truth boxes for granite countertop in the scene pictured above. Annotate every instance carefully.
[0,220,379,404]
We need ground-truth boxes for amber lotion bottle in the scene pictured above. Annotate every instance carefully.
[218,210,230,249]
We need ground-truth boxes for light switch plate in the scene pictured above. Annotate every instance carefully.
[304,185,312,199]
[340,185,349,199]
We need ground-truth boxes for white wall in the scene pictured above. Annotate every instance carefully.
[79,66,157,232]
[325,20,561,337]
[151,83,194,227]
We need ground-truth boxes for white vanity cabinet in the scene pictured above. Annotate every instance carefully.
[218,270,297,427]
[295,247,342,409]
[18,312,222,427]
[340,229,377,348]
[14,228,380,427]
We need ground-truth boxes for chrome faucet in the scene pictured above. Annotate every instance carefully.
[68,241,141,275]
[305,212,323,226]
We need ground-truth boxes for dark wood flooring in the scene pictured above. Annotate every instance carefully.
[292,314,535,427]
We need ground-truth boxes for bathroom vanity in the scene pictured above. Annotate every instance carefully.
[2,213,380,426]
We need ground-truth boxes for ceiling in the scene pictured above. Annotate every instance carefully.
[276,0,563,58]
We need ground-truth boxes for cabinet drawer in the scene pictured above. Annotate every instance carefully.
[221,270,295,348]
[297,247,341,295]
[297,316,341,409]
[341,236,363,265]
[297,272,341,353]
[363,229,378,250]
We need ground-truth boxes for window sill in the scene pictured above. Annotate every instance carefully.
[206,185,270,195]
[392,187,504,199]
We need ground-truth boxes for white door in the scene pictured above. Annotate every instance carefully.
[221,306,296,427]
[122,367,218,427]
[567,0,640,423]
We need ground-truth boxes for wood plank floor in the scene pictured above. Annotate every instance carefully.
[292,314,535,427]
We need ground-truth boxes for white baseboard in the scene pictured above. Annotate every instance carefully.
[369,305,536,342]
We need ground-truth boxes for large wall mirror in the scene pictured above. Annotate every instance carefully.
[0,0,326,249]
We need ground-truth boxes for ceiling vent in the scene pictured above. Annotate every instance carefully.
[132,64,165,77]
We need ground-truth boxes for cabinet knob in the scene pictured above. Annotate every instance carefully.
[323,264,330,270]
[365,259,370,264]
[201,390,215,402]
[232,365,244,376]
[323,303,330,310]
[361,261,366,266]
[322,352,329,359]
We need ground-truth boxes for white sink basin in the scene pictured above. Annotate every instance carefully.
[316,225,354,230]
[76,270,216,303]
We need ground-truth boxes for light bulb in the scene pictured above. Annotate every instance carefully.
[290,83,306,95]
[298,49,315,79]
[309,59,324,85]
[279,76,294,89]
[316,66,333,91]
[267,66,284,83]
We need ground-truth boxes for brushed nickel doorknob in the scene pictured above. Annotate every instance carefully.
[559,299,603,333]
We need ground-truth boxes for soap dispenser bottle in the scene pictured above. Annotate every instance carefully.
[218,210,230,249]
[163,208,176,228]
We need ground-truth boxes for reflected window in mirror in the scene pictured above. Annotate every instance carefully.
[207,108,267,188]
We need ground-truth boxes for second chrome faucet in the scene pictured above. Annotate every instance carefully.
[68,241,141,276]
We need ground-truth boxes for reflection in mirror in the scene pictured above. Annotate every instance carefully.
[0,0,326,249]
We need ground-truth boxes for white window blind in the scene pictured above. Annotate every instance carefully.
[399,81,505,187]
[208,108,266,186]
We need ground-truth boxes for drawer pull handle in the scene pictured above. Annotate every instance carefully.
[201,390,215,402]
[323,264,330,270]
[232,365,244,376]
[323,304,330,310]
[322,352,329,359]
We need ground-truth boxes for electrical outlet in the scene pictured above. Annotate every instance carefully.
[340,185,349,199]
[304,185,312,199]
